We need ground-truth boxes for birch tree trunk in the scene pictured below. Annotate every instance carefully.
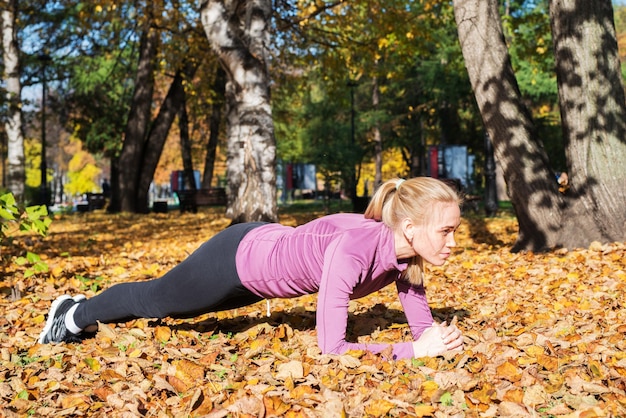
[201,0,278,223]
[453,0,563,251]
[549,0,626,246]
[1,0,24,202]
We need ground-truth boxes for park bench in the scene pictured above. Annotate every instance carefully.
[175,188,227,213]
[76,193,106,212]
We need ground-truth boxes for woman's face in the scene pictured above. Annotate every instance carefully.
[412,203,461,266]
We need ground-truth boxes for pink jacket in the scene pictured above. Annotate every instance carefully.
[235,213,433,359]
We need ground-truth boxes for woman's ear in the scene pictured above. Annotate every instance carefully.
[401,217,415,242]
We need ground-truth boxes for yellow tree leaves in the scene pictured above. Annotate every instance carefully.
[1,210,626,415]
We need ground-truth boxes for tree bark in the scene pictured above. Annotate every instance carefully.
[371,76,382,191]
[453,0,563,252]
[201,0,278,223]
[549,0,626,246]
[179,92,197,192]
[115,24,158,213]
[135,64,195,213]
[1,0,25,202]
[202,65,226,189]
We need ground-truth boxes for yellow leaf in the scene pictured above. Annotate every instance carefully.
[128,348,142,358]
[31,314,45,324]
[413,404,435,417]
[462,261,474,269]
[60,394,89,409]
[364,399,395,417]
[83,358,100,372]
[588,360,605,379]
[284,376,295,391]
[420,380,439,399]
[524,345,545,357]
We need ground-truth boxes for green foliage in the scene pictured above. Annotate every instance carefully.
[14,252,49,278]
[0,193,51,242]
[76,274,105,293]
[501,0,564,171]
[273,0,482,184]
[1,193,52,279]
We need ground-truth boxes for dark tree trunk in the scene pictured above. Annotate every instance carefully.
[179,92,197,191]
[202,65,226,189]
[135,64,196,213]
[107,156,120,213]
[454,0,563,252]
[115,25,157,213]
[371,76,383,190]
[549,0,626,246]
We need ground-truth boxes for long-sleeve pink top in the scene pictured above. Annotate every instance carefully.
[235,213,433,359]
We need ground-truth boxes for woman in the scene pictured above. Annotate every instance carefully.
[39,177,464,360]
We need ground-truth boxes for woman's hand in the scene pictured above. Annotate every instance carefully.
[412,316,464,358]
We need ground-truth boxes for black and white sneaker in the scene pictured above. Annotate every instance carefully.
[38,295,87,344]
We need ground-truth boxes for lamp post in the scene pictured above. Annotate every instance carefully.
[38,53,52,207]
[484,132,498,217]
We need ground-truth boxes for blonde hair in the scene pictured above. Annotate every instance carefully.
[364,177,461,286]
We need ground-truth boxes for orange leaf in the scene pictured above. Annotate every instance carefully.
[537,354,559,372]
[155,326,172,343]
[496,360,522,382]
[93,386,115,401]
[167,375,189,393]
[502,388,524,403]
[263,395,291,416]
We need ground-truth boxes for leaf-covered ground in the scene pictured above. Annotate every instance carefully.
[1,207,626,417]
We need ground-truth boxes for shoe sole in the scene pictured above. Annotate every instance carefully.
[38,295,86,344]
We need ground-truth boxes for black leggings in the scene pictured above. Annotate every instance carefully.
[73,223,265,329]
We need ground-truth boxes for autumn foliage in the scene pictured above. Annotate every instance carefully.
[1,207,625,416]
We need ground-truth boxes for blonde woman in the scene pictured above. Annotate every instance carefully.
[40,177,464,359]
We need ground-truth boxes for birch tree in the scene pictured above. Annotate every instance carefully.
[201,0,278,223]
[1,0,24,202]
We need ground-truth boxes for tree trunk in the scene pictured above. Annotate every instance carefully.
[1,0,25,202]
[135,65,193,213]
[453,0,563,252]
[202,65,226,189]
[549,0,626,246]
[201,0,278,224]
[115,25,158,213]
[179,91,197,191]
[371,76,382,190]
